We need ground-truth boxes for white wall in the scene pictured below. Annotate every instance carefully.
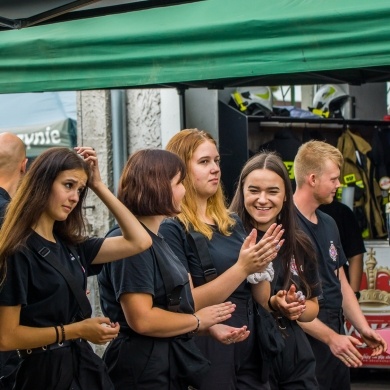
[161,88,182,148]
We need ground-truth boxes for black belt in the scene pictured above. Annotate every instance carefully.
[17,339,74,359]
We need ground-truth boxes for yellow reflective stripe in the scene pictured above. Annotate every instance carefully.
[362,228,370,239]
[282,161,295,179]
[312,108,329,118]
[254,91,270,100]
[232,92,247,112]
[344,174,356,184]
[323,86,336,99]
[336,187,343,200]
[356,180,364,188]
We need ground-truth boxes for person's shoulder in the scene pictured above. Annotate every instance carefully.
[105,224,122,238]
[161,217,181,228]
[159,217,184,237]
[318,201,336,214]
[319,201,356,225]
[316,208,338,225]
[320,200,353,214]
[228,212,245,231]
[0,187,10,206]
[229,212,240,223]
[332,201,355,217]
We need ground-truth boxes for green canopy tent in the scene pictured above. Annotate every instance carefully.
[1,0,390,93]
[0,0,197,30]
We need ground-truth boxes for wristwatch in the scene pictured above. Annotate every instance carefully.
[354,291,361,300]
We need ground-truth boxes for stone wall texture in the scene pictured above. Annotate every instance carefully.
[127,89,162,152]
[77,89,161,355]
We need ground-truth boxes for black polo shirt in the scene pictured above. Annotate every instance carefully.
[0,232,104,326]
[0,187,11,226]
[98,226,194,332]
[296,208,347,310]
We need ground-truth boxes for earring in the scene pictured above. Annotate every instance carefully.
[277,213,282,222]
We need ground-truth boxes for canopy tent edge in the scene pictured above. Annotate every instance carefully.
[2,0,390,92]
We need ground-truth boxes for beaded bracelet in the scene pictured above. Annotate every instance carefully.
[59,324,66,344]
[189,313,200,334]
[54,326,59,344]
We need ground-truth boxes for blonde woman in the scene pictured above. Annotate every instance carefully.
[159,129,283,389]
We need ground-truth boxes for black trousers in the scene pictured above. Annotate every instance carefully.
[269,319,319,390]
[103,333,188,390]
[12,339,113,390]
[195,297,270,390]
[306,308,350,390]
[0,351,20,390]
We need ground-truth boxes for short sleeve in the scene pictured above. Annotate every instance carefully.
[159,218,194,272]
[0,251,29,306]
[77,237,105,276]
[109,249,156,301]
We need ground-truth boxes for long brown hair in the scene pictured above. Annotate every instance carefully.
[230,151,318,297]
[0,147,90,285]
[166,129,235,239]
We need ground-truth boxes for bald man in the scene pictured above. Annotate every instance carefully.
[0,132,27,387]
[0,132,28,226]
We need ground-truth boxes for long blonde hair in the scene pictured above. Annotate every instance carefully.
[166,129,235,239]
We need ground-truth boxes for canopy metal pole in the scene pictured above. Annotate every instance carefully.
[110,89,127,195]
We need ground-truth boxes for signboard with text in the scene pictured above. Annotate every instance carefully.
[345,240,390,368]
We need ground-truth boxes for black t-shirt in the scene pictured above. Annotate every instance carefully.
[319,200,366,258]
[0,187,11,226]
[295,207,347,310]
[0,231,104,326]
[98,226,194,332]
[159,215,251,300]
[256,230,322,299]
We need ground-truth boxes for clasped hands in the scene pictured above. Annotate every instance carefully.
[273,284,306,321]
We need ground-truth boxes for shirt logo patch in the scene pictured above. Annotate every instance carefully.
[290,256,299,275]
[329,241,338,262]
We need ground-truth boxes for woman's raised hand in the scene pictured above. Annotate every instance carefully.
[237,224,284,276]
[74,146,102,191]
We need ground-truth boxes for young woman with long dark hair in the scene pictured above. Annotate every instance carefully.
[0,146,152,390]
[230,151,321,389]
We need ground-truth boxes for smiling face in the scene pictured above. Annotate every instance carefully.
[43,169,87,223]
[313,159,340,205]
[243,168,286,231]
[189,140,221,200]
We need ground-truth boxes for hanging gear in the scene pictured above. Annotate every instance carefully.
[310,84,350,118]
[230,87,274,116]
[337,129,387,239]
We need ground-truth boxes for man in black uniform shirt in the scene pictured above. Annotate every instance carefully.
[293,140,386,390]
[0,132,27,387]
[319,198,366,298]
[0,132,28,225]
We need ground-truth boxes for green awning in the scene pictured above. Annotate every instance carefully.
[1,0,390,92]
